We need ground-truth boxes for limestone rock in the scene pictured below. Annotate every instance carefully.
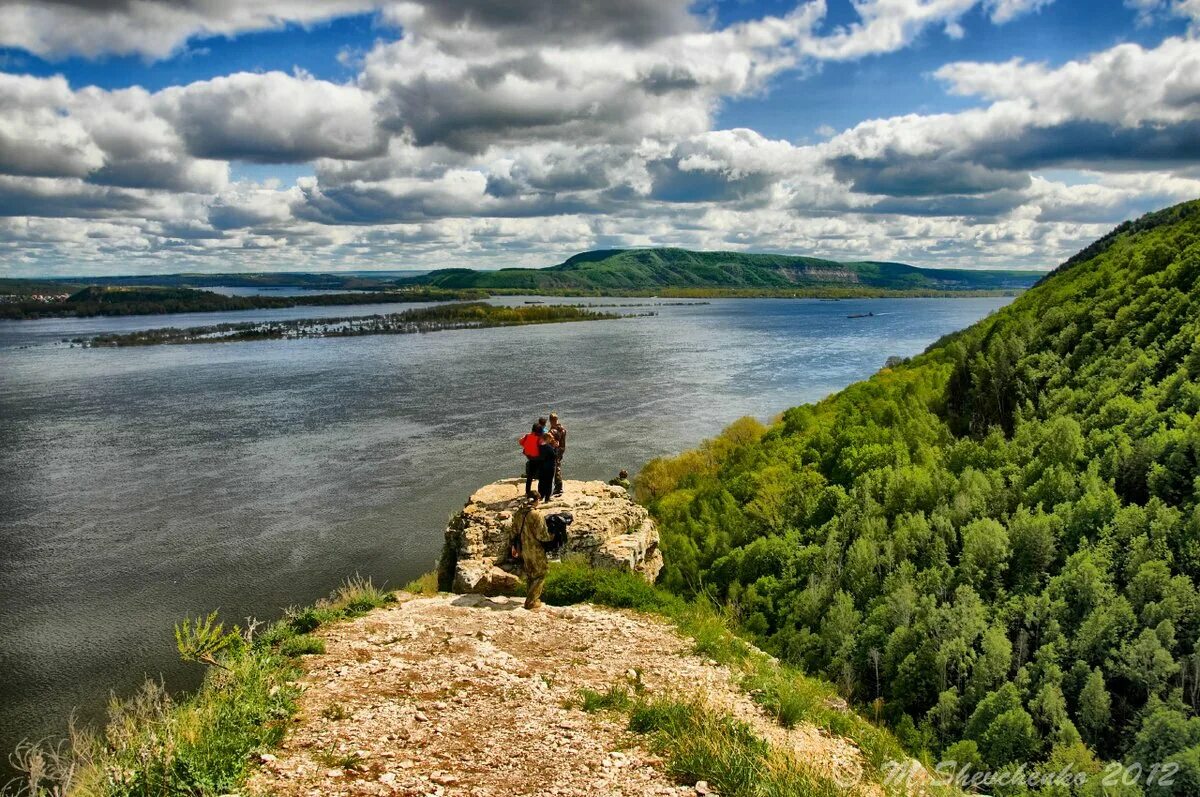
[440,478,663,594]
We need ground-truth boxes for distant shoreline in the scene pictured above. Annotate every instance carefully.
[0,286,486,321]
[1,282,1024,322]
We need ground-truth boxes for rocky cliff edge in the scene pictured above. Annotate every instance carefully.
[439,478,663,595]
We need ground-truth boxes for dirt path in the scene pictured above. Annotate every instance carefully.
[248,594,877,797]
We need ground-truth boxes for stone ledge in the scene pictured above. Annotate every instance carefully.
[440,478,662,594]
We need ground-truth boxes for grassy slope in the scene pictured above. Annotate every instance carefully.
[407,247,1042,294]
[8,569,916,797]
[637,198,1200,791]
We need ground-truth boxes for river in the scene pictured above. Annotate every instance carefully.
[0,294,1009,763]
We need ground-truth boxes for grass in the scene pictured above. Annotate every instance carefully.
[541,561,911,787]
[5,576,394,797]
[402,571,440,596]
[313,748,364,771]
[575,684,635,714]
[9,562,912,796]
[627,697,845,797]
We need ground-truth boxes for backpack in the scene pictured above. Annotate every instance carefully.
[544,512,573,554]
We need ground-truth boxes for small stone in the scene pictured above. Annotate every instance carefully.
[415,711,429,722]
[325,768,344,778]
[695,781,710,795]
[379,772,397,785]
[259,753,278,763]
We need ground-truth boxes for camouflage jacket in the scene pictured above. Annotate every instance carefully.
[510,506,552,578]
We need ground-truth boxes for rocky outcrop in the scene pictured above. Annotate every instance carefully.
[439,478,663,595]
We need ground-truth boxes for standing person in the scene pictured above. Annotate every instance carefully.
[537,431,558,501]
[510,493,552,609]
[549,412,568,496]
[517,421,544,496]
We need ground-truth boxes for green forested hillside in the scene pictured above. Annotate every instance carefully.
[406,248,1041,295]
[639,199,1200,793]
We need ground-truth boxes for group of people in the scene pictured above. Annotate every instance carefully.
[517,413,567,501]
[510,413,567,610]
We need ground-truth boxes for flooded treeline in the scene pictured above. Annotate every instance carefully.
[81,302,635,347]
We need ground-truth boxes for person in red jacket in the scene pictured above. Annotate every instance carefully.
[517,419,546,495]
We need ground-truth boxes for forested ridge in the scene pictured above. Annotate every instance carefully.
[639,199,1200,793]
[405,247,1040,295]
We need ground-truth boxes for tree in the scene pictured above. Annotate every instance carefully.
[980,707,1040,768]
[1008,507,1059,593]
[959,518,1010,593]
[1117,627,1181,699]
[968,624,1012,703]
[1078,668,1111,746]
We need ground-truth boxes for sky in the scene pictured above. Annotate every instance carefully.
[1,0,1199,277]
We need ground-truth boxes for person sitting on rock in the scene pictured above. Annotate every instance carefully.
[510,493,553,610]
[608,469,631,490]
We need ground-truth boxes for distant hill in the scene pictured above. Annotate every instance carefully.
[403,248,1043,295]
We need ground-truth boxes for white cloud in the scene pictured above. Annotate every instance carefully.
[985,0,1055,24]
[1,1,1198,276]
[0,73,103,178]
[935,36,1200,126]
[799,0,979,60]
[0,1,376,60]
[156,71,386,163]
[1124,0,1200,25]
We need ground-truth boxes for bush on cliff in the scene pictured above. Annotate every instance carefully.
[6,577,392,797]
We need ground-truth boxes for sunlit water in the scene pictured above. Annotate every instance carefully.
[0,295,1009,762]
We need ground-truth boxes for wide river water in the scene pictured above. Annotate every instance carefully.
[0,295,1009,761]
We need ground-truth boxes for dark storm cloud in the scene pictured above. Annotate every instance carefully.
[829,154,1031,197]
[863,190,1029,218]
[292,179,598,225]
[639,64,704,95]
[404,0,697,45]
[970,120,1200,172]
[646,158,774,204]
[0,176,148,218]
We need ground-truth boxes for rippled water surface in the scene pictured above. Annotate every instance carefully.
[0,295,1009,759]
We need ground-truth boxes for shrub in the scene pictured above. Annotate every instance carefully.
[279,634,325,657]
[404,571,440,595]
[628,697,841,797]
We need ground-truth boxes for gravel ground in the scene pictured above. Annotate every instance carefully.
[248,594,877,797]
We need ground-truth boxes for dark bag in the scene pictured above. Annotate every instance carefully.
[544,512,573,554]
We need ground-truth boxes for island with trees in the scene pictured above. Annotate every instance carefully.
[80,302,630,346]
